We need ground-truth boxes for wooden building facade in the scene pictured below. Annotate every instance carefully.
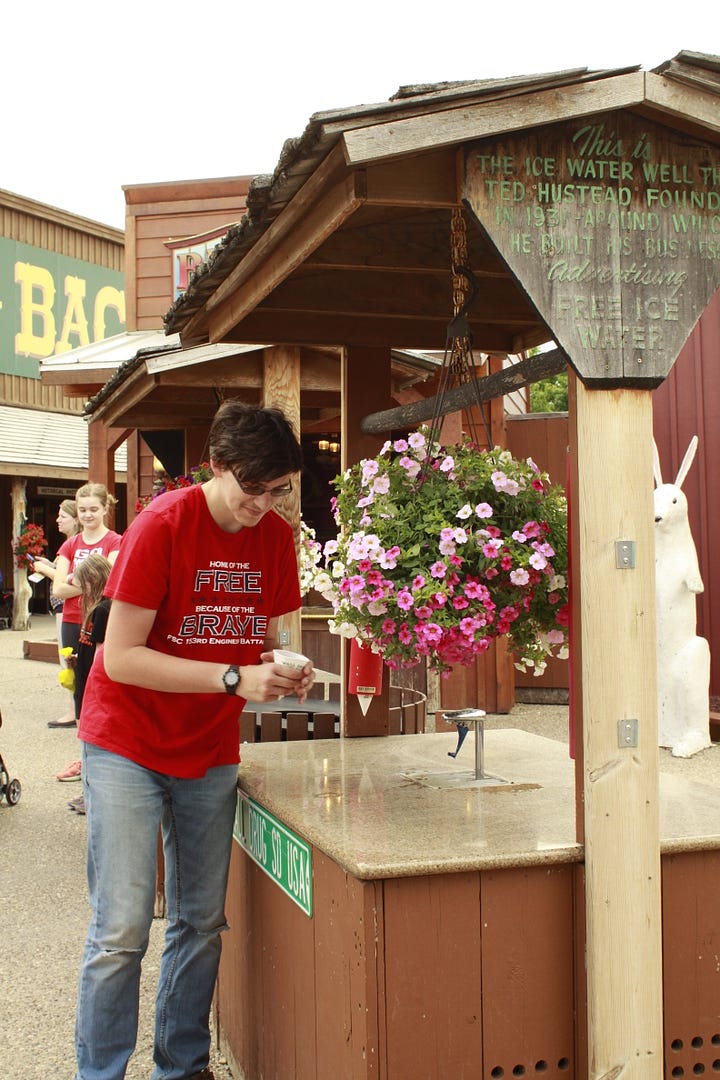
[0,189,125,612]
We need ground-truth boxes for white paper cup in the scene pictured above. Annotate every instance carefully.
[273,648,311,672]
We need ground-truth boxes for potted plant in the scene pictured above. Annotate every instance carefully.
[315,428,569,678]
[12,521,48,568]
[11,521,48,630]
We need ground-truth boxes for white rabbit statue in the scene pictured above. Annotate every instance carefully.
[653,436,711,757]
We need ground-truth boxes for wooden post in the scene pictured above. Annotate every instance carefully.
[572,380,663,1074]
[263,345,302,652]
[341,345,392,736]
[11,478,32,631]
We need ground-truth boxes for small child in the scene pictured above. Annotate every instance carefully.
[57,554,112,812]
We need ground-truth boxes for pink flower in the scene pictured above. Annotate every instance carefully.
[463,577,488,600]
[420,622,444,645]
[397,588,414,611]
[430,561,447,579]
[475,502,493,518]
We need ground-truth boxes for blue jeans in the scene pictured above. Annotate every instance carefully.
[75,743,238,1080]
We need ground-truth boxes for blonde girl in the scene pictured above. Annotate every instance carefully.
[49,483,122,728]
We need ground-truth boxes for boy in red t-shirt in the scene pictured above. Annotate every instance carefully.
[74,402,313,1080]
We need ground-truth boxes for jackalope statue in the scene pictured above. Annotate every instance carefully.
[653,436,711,757]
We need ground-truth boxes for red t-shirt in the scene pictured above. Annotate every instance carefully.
[57,530,122,624]
[79,484,301,778]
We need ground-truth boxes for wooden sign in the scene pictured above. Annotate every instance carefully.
[464,113,720,386]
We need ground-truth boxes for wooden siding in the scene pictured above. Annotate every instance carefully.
[0,188,123,268]
[0,189,124,419]
[219,839,720,1078]
[0,375,85,412]
[123,178,252,331]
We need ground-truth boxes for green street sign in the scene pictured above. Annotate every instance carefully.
[234,792,313,917]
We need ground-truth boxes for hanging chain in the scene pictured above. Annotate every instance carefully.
[422,209,493,476]
[450,209,470,376]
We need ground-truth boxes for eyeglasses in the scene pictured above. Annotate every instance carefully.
[232,473,293,499]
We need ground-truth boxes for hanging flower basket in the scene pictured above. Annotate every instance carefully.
[12,522,48,569]
[315,428,569,677]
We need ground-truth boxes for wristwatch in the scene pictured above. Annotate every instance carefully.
[222,665,241,695]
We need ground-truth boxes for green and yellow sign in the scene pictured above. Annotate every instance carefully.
[0,238,125,377]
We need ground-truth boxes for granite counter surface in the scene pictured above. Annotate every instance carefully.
[236,730,720,880]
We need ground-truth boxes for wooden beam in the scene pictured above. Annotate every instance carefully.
[222,308,535,352]
[40,368,114,387]
[572,381,662,1074]
[359,349,567,433]
[644,70,720,136]
[199,173,365,346]
[256,268,533,325]
[363,149,459,208]
[178,144,358,343]
[305,216,507,276]
[342,72,646,165]
[264,346,302,653]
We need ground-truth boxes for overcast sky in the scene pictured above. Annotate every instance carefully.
[4,1,714,230]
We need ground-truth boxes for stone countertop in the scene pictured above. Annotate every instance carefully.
[237,730,720,879]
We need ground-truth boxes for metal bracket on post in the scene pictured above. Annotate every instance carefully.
[615,540,636,569]
[618,718,639,748]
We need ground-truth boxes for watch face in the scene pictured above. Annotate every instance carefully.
[224,667,240,692]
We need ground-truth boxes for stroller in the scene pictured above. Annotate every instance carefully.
[0,709,21,805]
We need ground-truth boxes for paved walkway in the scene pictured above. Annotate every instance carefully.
[0,615,234,1080]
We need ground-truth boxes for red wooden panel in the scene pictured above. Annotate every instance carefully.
[218,841,317,1079]
[382,872,483,1077]
[387,707,402,735]
[313,853,382,1078]
[239,710,257,744]
[573,864,588,1079]
[440,637,515,715]
[507,414,570,693]
[259,712,283,742]
[312,713,336,740]
[662,850,720,1076]
[481,865,577,1077]
[286,712,310,740]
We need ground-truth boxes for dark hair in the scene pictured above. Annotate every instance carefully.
[208,401,303,483]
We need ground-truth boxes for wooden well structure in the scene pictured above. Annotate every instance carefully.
[84,54,720,1077]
